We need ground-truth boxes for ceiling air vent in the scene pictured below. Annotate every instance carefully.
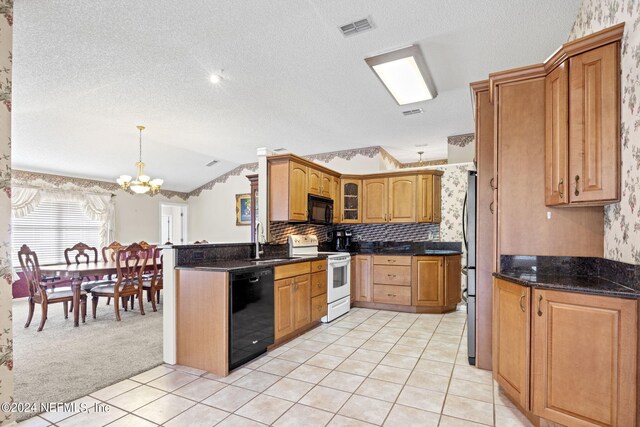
[402,108,424,116]
[273,147,287,152]
[339,18,373,37]
[205,160,219,167]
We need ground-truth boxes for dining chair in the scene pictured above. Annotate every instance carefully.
[90,243,149,321]
[101,241,124,262]
[18,244,87,331]
[142,247,163,312]
[65,242,115,313]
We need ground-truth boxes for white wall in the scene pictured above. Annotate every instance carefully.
[312,153,393,175]
[187,169,253,243]
[113,190,181,244]
[448,140,476,164]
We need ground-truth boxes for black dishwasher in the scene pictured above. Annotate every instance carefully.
[229,267,274,370]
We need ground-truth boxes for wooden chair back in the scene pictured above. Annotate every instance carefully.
[151,247,163,289]
[114,243,149,294]
[102,241,124,262]
[64,242,99,265]
[17,244,45,300]
[138,241,156,257]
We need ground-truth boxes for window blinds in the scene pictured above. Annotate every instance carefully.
[12,199,103,267]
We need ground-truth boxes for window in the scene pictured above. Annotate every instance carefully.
[12,199,103,267]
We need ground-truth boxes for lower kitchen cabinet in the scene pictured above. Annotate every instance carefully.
[354,255,373,302]
[274,262,314,341]
[492,278,530,410]
[310,268,327,321]
[413,256,443,306]
[444,255,461,306]
[532,288,637,427]
[493,278,639,426]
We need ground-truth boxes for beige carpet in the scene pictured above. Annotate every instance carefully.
[12,296,163,420]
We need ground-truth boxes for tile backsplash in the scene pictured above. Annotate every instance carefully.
[268,221,440,244]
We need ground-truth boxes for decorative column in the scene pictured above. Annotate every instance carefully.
[0,0,13,425]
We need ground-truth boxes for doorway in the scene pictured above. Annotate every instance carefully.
[160,202,188,245]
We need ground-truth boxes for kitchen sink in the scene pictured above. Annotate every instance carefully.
[251,258,290,264]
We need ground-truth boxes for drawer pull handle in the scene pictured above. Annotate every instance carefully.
[388,259,396,263]
[387,293,396,297]
[537,294,543,317]
[490,177,497,190]
[317,265,322,270]
[574,175,580,197]
[489,201,494,214]
[387,274,396,278]
[519,294,525,312]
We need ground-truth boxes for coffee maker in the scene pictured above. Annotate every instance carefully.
[331,229,353,252]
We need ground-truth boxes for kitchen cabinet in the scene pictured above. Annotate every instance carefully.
[350,256,356,304]
[544,62,569,206]
[373,255,411,306]
[492,278,530,410]
[310,260,327,321]
[362,178,387,223]
[268,158,309,222]
[444,255,461,306]
[417,174,441,223]
[332,176,340,223]
[320,173,332,198]
[545,42,620,206]
[354,255,372,302]
[388,176,417,223]
[568,42,620,204]
[274,262,314,341]
[531,288,637,426]
[308,168,322,196]
[410,255,461,312]
[341,179,362,223]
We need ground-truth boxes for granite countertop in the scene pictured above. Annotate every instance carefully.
[357,249,462,256]
[176,255,327,273]
[494,272,640,299]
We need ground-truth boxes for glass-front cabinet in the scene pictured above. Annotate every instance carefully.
[341,179,362,223]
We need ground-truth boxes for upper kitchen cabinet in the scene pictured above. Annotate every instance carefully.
[362,171,441,224]
[341,178,362,223]
[320,173,332,199]
[331,176,340,223]
[544,24,623,206]
[269,158,308,222]
[308,168,322,196]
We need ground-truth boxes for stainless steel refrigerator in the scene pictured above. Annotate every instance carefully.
[463,170,477,365]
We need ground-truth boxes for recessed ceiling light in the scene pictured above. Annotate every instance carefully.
[209,74,222,84]
[365,45,437,105]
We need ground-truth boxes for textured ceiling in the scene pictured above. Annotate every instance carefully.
[12,0,582,191]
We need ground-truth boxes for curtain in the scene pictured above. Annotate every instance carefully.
[11,186,115,247]
[11,187,41,218]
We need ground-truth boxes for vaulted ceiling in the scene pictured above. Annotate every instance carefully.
[12,0,582,191]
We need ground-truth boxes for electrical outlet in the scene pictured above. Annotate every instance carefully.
[546,211,552,220]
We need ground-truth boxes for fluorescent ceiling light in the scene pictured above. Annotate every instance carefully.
[365,45,437,105]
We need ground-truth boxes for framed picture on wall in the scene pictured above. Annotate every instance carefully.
[236,193,251,226]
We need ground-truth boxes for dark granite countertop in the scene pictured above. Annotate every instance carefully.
[494,272,640,299]
[176,255,327,273]
[356,249,462,256]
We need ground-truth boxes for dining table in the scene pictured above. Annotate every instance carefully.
[39,261,157,327]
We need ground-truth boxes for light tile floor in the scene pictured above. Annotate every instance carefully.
[18,307,533,426]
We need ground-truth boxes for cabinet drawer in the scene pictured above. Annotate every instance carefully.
[311,260,327,272]
[311,271,327,298]
[374,284,411,305]
[373,265,411,286]
[311,293,327,320]
[274,262,310,280]
[373,255,411,266]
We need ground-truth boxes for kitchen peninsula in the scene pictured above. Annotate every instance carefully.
[162,240,462,377]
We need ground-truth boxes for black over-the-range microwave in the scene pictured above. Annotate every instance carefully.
[308,194,334,225]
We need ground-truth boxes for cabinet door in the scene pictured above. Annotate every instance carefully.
[275,278,295,339]
[293,274,311,330]
[332,176,340,223]
[289,162,308,222]
[350,256,356,303]
[388,175,417,223]
[444,255,461,306]
[493,278,530,410]
[432,175,441,223]
[417,174,434,223]
[532,289,637,426]
[320,173,332,198]
[341,179,362,223]
[310,270,327,298]
[355,255,372,302]
[363,178,387,223]
[545,62,569,206]
[412,256,443,306]
[569,43,619,203]
[307,168,322,196]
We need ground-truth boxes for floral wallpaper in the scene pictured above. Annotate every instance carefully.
[568,0,640,264]
[0,0,11,424]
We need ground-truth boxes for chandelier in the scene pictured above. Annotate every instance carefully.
[117,125,163,194]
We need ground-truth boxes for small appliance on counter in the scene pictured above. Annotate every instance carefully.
[289,234,351,322]
[328,229,353,252]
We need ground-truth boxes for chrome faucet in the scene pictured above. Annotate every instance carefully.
[255,221,264,259]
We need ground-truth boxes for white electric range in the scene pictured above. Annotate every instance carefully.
[288,235,351,322]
